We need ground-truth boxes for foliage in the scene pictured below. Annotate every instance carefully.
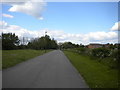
[66,46,119,69]
[28,35,58,50]
[2,33,20,50]
[91,48,110,59]
[2,33,58,50]
[108,49,119,68]
[60,42,80,49]
[76,47,87,54]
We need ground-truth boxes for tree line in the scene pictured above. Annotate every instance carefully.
[1,33,58,50]
[1,33,82,50]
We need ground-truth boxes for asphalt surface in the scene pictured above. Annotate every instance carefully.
[3,50,89,88]
[0,71,2,89]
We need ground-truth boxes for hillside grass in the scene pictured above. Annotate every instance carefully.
[63,50,118,88]
[2,49,52,69]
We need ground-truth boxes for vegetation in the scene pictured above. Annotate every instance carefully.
[2,33,58,50]
[2,33,20,50]
[28,35,58,50]
[64,50,118,88]
[2,49,52,69]
[67,45,119,69]
[91,48,110,58]
[62,43,119,88]
[1,32,119,88]
[1,33,57,69]
[59,42,80,49]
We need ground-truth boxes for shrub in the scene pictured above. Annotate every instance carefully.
[91,48,110,59]
[109,49,119,68]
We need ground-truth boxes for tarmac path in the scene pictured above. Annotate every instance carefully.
[3,50,89,88]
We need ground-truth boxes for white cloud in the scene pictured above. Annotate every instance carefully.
[0,21,9,29]
[0,21,118,45]
[2,13,14,18]
[7,0,46,20]
[111,21,120,31]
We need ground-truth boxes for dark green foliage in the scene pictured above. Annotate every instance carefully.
[17,45,28,49]
[60,42,80,49]
[62,42,73,49]
[2,33,20,50]
[76,47,87,54]
[91,48,110,59]
[28,35,58,50]
[51,38,58,49]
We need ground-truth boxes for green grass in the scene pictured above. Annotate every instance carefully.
[2,49,52,69]
[63,50,118,88]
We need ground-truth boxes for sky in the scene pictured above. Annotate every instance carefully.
[0,0,119,45]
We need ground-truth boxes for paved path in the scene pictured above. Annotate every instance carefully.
[0,71,2,89]
[3,50,89,88]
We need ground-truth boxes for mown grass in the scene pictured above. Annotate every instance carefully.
[2,49,52,69]
[63,50,118,88]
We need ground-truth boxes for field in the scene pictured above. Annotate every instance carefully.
[2,49,52,69]
[64,50,118,88]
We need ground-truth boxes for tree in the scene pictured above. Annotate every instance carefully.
[61,42,80,49]
[2,33,20,50]
[50,38,58,49]
[27,35,58,50]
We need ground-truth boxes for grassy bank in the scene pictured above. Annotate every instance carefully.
[63,50,118,88]
[2,49,52,69]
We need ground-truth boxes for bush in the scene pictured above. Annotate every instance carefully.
[91,48,110,59]
[109,49,119,68]
[77,47,86,54]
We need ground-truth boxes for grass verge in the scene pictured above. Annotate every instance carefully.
[2,49,52,69]
[63,50,118,88]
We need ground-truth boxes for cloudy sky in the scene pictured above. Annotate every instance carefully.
[0,0,119,45]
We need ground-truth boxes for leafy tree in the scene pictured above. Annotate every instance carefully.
[2,33,20,50]
[61,42,80,49]
[27,35,58,50]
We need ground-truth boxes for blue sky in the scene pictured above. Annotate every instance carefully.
[2,2,118,33]
[1,1,119,44]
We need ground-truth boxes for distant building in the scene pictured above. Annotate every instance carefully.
[87,43,103,49]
